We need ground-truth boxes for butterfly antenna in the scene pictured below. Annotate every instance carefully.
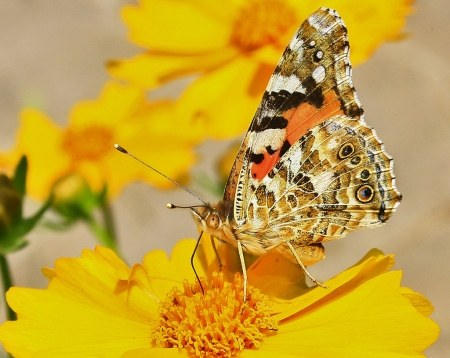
[114,144,208,206]
[166,203,205,209]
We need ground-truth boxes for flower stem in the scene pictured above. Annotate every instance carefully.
[84,200,121,257]
[0,254,15,321]
[100,199,119,253]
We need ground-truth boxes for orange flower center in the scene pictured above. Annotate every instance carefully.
[61,126,114,162]
[151,272,278,357]
[230,0,297,52]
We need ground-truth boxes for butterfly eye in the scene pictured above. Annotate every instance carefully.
[356,185,374,203]
[206,213,220,230]
[338,143,355,159]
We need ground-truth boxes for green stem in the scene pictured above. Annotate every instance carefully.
[0,254,15,321]
[84,200,121,257]
[100,199,117,251]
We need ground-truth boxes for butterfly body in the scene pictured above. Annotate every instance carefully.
[191,8,401,293]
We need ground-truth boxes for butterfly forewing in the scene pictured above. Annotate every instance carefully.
[224,8,366,224]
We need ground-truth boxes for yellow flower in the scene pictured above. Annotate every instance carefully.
[0,81,198,200]
[108,0,413,138]
[0,239,438,357]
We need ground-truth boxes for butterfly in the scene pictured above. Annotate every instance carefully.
[190,7,402,297]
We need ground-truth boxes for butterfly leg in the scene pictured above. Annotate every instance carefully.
[284,241,327,288]
[191,231,205,295]
[237,241,248,301]
[210,236,224,271]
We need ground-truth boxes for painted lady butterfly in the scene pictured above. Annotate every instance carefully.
[190,8,402,296]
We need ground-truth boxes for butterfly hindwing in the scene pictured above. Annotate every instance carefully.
[246,115,401,255]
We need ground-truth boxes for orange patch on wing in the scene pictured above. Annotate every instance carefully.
[250,90,343,182]
[286,90,343,143]
[251,151,279,181]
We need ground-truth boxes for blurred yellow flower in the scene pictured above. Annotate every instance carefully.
[0,239,438,357]
[0,81,199,201]
[108,0,413,138]
[217,140,242,187]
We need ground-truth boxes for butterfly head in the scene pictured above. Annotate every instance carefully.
[190,201,235,245]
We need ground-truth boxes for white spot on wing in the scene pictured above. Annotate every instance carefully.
[310,169,334,193]
[312,66,326,83]
[288,37,304,53]
[268,73,304,93]
[252,128,286,154]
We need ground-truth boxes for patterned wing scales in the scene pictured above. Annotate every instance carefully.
[224,8,363,223]
[245,115,401,263]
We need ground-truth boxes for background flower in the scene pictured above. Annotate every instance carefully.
[0,81,199,201]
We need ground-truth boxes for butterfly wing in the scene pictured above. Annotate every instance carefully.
[225,7,401,255]
[224,8,365,223]
[248,115,401,242]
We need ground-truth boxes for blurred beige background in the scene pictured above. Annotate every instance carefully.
[0,0,449,356]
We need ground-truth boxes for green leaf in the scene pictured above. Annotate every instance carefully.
[0,237,28,255]
[12,156,28,197]
[15,196,53,238]
[0,196,52,254]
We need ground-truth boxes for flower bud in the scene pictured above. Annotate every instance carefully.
[51,173,97,220]
[0,174,22,233]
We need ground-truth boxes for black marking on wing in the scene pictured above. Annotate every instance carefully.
[303,76,325,108]
[254,90,306,127]
[266,146,277,155]
[256,115,288,131]
[250,153,264,164]
[279,139,291,157]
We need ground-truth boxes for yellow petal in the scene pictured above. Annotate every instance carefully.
[274,252,395,320]
[9,109,69,201]
[263,272,439,357]
[0,248,155,357]
[69,82,145,128]
[121,347,188,357]
[400,286,435,317]
[142,239,207,299]
[41,267,56,280]
[0,289,151,358]
[176,57,265,139]
[128,264,161,303]
[108,49,237,89]
[122,0,233,52]
[120,100,199,190]
[248,251,310,300]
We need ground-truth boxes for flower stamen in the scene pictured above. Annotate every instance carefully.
[61,125,114,162]
[230,0,297,52]
[151,272,277,357]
